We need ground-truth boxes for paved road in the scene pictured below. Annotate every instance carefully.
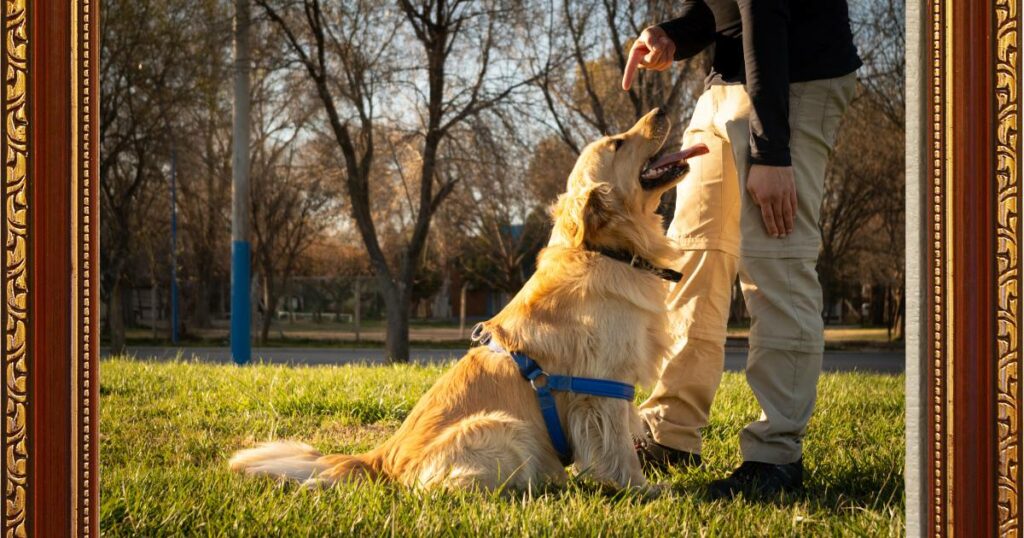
[112,346,904,373]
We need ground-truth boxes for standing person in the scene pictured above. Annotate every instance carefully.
[621,0,861,499]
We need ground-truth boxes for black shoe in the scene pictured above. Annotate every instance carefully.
[707,459,803,500]
[633,423,702,472]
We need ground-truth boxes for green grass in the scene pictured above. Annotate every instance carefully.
[100,358,904,536]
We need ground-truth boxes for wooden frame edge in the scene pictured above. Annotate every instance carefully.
[921,0,1024,536]
[2,0,1023,536]
[0,0,99,535]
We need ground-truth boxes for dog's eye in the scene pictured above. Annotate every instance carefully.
[612,139,624,151]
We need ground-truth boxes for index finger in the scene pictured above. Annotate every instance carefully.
[622,41,647,90]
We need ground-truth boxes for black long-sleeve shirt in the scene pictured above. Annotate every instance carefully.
[659,0,861,166]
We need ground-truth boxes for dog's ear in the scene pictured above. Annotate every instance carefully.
[581,182,614,244]
[554,182,614,247]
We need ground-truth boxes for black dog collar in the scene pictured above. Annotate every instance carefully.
[586,245,683,283]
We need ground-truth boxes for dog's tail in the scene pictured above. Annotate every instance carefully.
[228,441,379,487]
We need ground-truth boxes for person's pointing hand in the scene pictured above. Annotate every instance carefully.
[622,26,676,91]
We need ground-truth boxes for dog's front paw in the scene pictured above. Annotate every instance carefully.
[635,482,668,501]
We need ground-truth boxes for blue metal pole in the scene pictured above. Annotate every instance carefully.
[230,0,252,364]
[230,241,250,362]
[170,147,179,344]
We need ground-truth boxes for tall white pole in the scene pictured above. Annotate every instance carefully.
[230,0,252,364]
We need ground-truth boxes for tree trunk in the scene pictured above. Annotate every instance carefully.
[260,307,273,344]
[150,282,158,340]
[382,282,411,363]
[193,277,212,328]
[353,277,362,343]
[260,276,274,345]
[149,260,159,340]
[890,283,906,342]
[109,277,127,353]
[459,282,468,339]
[818,269,835,325]
[898,286,906,341]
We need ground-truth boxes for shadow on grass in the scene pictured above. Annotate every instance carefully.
[672,463,903,511]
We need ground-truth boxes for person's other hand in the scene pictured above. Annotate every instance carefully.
[622,26,676,91]
[746,165,797,238]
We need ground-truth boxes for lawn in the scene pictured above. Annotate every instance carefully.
[100,358,904,536]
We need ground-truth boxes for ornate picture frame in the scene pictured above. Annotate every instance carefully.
[0,0,1017,535]
[2,0,99,535]
[905,0,1023,535]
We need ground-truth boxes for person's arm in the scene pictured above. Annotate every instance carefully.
[737,0,792,166]
[657,0,716,61]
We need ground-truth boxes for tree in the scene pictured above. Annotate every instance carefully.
[251,142,336,343]
[817,0,905,333]
[256,0,535,361]
[523,0,704,220]
[100,0,222,351]
[172,7,235,330]
[436,118,551,294]
[524,0,705,141]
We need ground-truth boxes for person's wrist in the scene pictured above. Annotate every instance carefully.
[749,152,792,167]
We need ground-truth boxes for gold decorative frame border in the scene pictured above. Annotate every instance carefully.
[2,0,29,537]
[928,0,953,533]
[1,0,102,533]
[0,0,1019,535]
[995,0,1021,534]
[917,0,1024,535]
[70,0,95,534]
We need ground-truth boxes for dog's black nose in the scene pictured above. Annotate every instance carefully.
[654,107,667,117]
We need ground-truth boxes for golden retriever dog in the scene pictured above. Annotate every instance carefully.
[229,108,705,493]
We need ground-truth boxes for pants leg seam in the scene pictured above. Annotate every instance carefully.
[785,260,806,344]
[789,349,799,421]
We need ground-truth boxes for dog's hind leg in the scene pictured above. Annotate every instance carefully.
[414,411,564,492]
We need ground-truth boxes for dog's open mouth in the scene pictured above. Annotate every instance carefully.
[639,143,710,190]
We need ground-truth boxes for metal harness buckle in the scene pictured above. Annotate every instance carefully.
[529,371,550,391]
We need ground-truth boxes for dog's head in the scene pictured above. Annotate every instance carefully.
[550,108,704,260]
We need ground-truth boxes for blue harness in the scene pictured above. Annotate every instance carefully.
[471,325,636,466]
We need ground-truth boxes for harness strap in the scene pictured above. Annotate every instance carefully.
[516,350,573,463]
[544,375,635,400]
[477,328,635,466]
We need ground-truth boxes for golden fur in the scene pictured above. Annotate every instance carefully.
[229,109,684,493]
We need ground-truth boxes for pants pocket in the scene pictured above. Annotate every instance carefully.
[671,133,740,252]
[739,257,824,353]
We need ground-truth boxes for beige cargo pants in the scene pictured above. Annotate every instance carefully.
[640,73,856,464]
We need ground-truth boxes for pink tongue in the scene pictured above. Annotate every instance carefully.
[648,143,710,169]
